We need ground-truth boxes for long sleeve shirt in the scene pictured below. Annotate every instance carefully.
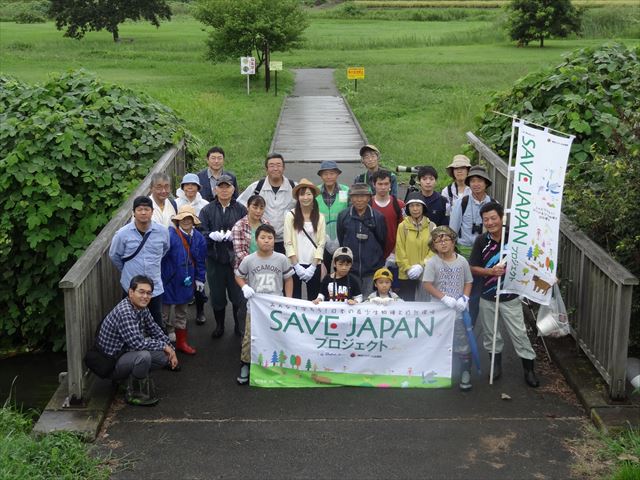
[109,221,170,296]
[97,298,171,357]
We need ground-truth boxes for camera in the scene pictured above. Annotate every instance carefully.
[471,224,483,235]
[396,165,419,174]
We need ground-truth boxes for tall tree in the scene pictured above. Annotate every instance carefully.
[195,0,307,72]
[50,0,172,42]
[506,0,581,47]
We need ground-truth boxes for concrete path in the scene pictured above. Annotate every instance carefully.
[272,69,364,183]
[97,70,588,480]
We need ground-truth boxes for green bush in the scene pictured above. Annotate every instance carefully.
[0,1,49,22]
[13,11,46,23]
[0,70,196,351]
[0,405,109,478]
[475,43,640,354]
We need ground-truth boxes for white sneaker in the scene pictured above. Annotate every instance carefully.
[236,363,250,385]
[168,332,176,343]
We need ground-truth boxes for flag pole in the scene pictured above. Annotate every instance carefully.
[489,117,518,385]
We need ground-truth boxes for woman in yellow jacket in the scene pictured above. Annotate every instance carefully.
[395,192,435,301]
[284,178,326,300]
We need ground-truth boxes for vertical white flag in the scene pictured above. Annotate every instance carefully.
[502,124,573,305]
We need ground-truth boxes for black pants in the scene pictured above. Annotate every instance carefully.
[292,264,322,301]
[195,289,207,316]
[274,241,286,255]
[397,279,420,301]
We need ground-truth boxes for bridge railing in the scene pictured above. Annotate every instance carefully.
[59,141,186,402]
[466,132,638,400]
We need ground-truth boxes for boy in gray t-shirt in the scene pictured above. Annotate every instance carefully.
[235,224,293,384]
[422,226,473,391]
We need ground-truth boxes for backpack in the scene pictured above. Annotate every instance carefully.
[254,177,296,196]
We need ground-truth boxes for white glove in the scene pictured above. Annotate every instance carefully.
[242,285,255,299]
[455,295,469,313]
[385,253,396,268]
[195,280,205,293]
[222,230,232,241]
[407,264,423,280]
[209,231,224,242]
[441,295,458,309]
[303,264,317,282]
[293,263,307,279]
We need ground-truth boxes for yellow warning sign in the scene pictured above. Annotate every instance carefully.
[347,67,365,80]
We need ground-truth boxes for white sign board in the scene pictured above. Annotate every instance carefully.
[241,57,256,75]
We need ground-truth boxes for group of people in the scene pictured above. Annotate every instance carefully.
[93,144,540,406]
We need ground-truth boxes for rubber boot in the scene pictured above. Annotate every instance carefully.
[175,328,196,355]
[488,352,502,382]
[195,290,206,325]
[521,358,540,388]
[125,376,159,406]
[211,309,225,338]
[459,356,472,391]
[233,305,243,337]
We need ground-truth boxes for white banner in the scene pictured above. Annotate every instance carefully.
[502,123,573,304]
[249,294,456,388]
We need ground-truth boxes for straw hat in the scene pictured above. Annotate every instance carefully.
[446,155,472,179]
[292,178,320,198]
[172,205,201,225]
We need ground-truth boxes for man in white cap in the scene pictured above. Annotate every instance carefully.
[354,144,398,198]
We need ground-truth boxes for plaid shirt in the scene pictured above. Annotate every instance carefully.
[231,215,269,269]
[97,298,170,357]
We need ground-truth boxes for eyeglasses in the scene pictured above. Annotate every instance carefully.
[435,238,453,243]
[134,289,153,296]
[153,185,171,191]
[362,153,378,159]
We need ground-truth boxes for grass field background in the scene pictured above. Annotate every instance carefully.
[1,7,638,188]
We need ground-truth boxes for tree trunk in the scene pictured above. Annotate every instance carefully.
[539,35,544,48]
[112,26,120,43]
[264,43,270,92]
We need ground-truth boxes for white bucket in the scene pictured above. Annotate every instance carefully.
[627,357,640,389]
[537,313,560,336]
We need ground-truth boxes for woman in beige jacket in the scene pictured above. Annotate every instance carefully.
[284,178,326,300]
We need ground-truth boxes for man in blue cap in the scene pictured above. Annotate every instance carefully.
[316,161,350,269]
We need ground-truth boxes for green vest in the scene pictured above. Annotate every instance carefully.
[316,183,350,240]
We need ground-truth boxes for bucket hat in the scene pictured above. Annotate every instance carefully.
[446,155,472,179]
[464,165,492,187]
[428,225,457,252]
[404,191,427,215]
[172,205,201,225]
[292,178,320,198]
[348,183,372,196]
[180,173,201,190]
[317,160,342,176]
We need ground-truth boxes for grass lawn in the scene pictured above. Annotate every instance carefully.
[1,13,637,190]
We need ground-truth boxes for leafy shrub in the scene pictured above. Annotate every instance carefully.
[475,43,640,354]
[14,11,46,23]
[0,405,109,478]
[0,1,50,22]
[0,69,196,351]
